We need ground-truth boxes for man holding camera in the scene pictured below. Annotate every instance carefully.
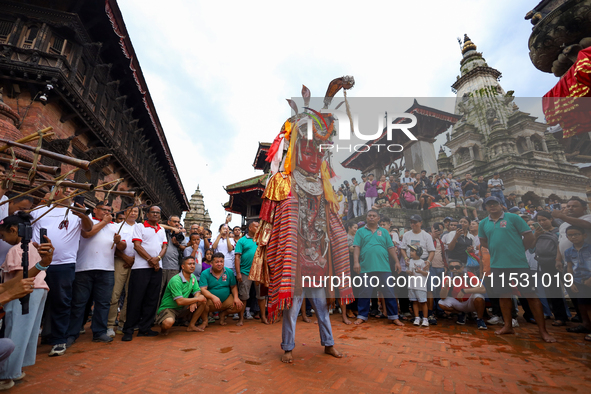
[67,201,125,346]
[30,187,93,357]
[157,215,185,309]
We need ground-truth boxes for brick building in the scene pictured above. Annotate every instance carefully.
[0,0,189,216]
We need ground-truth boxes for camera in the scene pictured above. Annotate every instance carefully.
[174,231,185,243]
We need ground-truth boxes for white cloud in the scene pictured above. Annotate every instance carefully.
[117,0,558,228]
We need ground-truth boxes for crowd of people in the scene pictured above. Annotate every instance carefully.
[0,168,589,389]
[336,169,554,221]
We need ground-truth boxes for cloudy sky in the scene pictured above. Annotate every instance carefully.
[117,0,558,229]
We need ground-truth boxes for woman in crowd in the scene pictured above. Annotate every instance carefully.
[377,175,390,194]
[387,187,400,208]
[0,212,53,388]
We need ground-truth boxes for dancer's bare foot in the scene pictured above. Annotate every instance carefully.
[324,346,342,358]
[342,317,352,325]
[196,322,207,331]
[390,319,404,326]
[495,326,514,335]
[261,316,270,325]
[302,315,311,323]
[281,351,293,363]
[540,331,557,343]
[187,324,204,332]
[160,327,170,336]
[353,318,365,325]
[236,321,244,326]
[347,310,356,319]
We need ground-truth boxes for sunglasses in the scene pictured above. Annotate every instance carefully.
[449,265,462,270]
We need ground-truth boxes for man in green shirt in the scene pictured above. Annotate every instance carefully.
[479,196,555,343]
[155,256,207,334]
[235,220,267,326]
[199,252,244,327]
[353,209,403,326]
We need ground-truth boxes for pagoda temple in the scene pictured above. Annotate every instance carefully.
[183,186,212,229]
[438,34,588,200]
[341,100,460,176]
[223,142,270,226]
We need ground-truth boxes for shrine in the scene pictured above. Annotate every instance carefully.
[223,142,270,226]
[438,34,588,200]
[183,186,212,229]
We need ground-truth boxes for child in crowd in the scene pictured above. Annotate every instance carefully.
[564,226,591,341]
[408,245,429,327]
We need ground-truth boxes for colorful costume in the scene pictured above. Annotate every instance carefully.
[250,77,355,323]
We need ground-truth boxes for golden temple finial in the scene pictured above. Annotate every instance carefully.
[461,34,477,55]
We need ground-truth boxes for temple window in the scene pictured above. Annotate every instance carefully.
[0,20,14,44]
[75,59,86,86]
[20,25,39,49]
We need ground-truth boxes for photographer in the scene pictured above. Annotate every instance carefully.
[399,185,419,210]
[30,186,93,357]
[158,216,186,308]
[0,211,55,387]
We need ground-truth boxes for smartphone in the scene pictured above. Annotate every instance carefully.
[532,222,542,230]
[40,228,47,243]
[457,224,462,230]
[73,195,85,206]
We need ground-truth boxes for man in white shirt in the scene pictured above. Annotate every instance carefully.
[399,215,436,269]
[121,206,168,341]
[30,187,93,357]
[66,201,125,346]
[400,169,415,192]
[107,205,139,336]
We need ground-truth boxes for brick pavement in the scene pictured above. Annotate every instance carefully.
[10,314,591,393]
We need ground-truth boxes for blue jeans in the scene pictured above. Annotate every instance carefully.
[67,270,115,339]
[281,287,334,351]
[357,271,399,320]
[0,339,14,369]
[491,190,506,206]
[44,263,76,345]
[0,289,47,379]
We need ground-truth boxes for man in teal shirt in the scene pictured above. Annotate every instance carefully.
[353,209,403,326]
[235,220,267,325]
[156,256,207,333]
[479,196,555,343]
[199,252,244,327]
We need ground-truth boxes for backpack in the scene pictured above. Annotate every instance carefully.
[534,230,559,267]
